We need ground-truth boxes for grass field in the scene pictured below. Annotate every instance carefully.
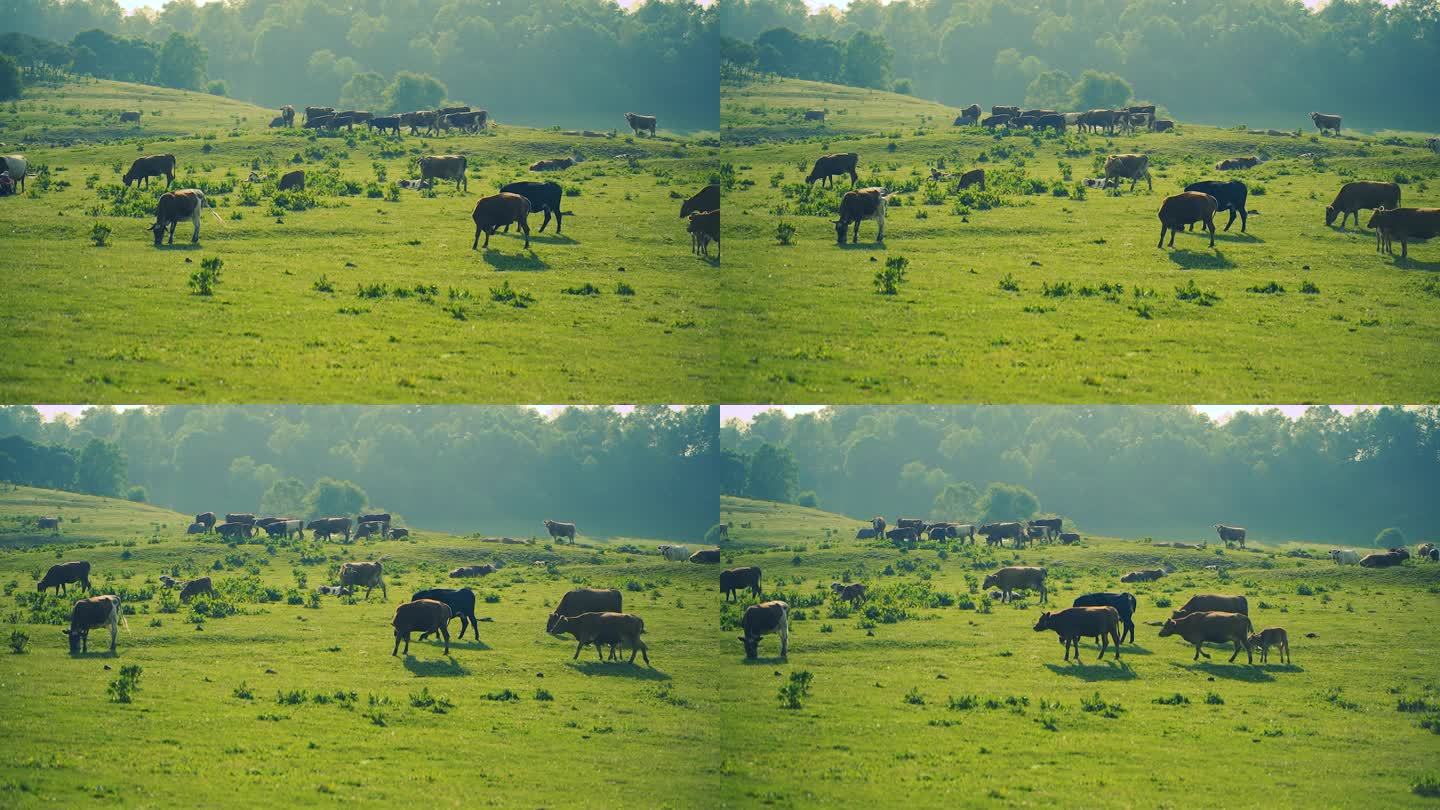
[0,79,720,403]
[718,77,1440,402]
[714,496,1440,807]
[0,486,721,807]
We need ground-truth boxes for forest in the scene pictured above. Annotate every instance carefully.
[1,0,718,131]
[718,0,1440,131]
[721,406,1440,544]
[0,405,719,540]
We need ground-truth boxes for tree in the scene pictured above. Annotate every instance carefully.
[384,71,446,114]
[340,71,387,111]
[1374,527,1405,548]
[976,482,1040,524]
[125,485,148,502]
[720,449,748,496]
[260,477,309,517]
[797,490,819,508]
[205,79,227,96]
[933,482,979,520]
[1025,69,1073,109]
[303,477,369,519]
[76,439,126,497]
[156,32,206,90]
[746,443,798,503]
[841,31,892,90]
[0,54,20,101]
[1068,69,1133,111]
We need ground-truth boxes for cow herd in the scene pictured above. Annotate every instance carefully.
[854,514,1077,549]
[185,510,408,543]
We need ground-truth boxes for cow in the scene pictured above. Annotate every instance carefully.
[214,522,248,540]
[992,105,1021,117]
[277,170,304,191]
[389,528,410,539]
[983,566,1047,604]
[1326,181,1400,228]
[269,116,285,127]
[1310,112,1341,135]
[1009,115,1038,129]
[264,519,303,540]
[1160,611,1254,663]
[1360,550,1408,568]
[186,522,207,534]
[1215,156,1262,171]
[338,561,386,600]
[979,522,1025,548]
[392,599,452,656]
[307,516,351,542]
[1034,606,1122,662]
[1214,524,1247,548]
[225,513,256,527]
[834,187,890,245]
[1079,110,1122,134]
[1248,627,1290,664]
[739,600,789,659]
[806,153,860,188]
[0,155,26,193]
[367,115,401,136]
[804,109,826,121]
[542,519,577,542]
[550,611,650,664]
[689,210,720,258]
[159,575,179,588]
[529,158,575,172]
[546,588,623,635]
[855,528,877,539]
[500,181,564,234]
[831,582,866,604]
[397,179,432,190]
[149,189,209,246]
[886,527,919,544]
[37,561,91,594]
[1157,191,1218,248]
[660,545,690,561]
[449,564,495,578]
[280,105,295,127]
[944,524,976,544]
[957,168,985,190]
[1429,137,1440,153]
[37,516,60,531]
[304,106,335,124]
[953,104,980,125]
[119,110,141,123]
[194,511,216,528]
[179,576,214,602]
[1120,569,1165,583]
[419,155,467,191]
[1028,518,1062,541]
[1153,119,1175,133]
[1172,593,1248,618]
[681,184,720,219]
[1104,154,1152,192]
[1418,543,1436,561]
[316,585,353,596]
[872,516,887,535]
[63,595,124,654]
[1035,113,1066,133]
[471,193,531,249]
[354,521,387,541]
[1072,592,1137,643]
[1184,180,1249,233]
[1368,207,1440,259]
[690,549,721,564]
[982,115,1011,129]
[123,154,176,189]
[624,112,657,137]
[1022,108,1058,119]
[927,522,954,541]
[401,110,440,136]
[446,110,487,133]
[412,587,480,640]
[1328,548,1360,565]
[1059,532,1081,545]
[720,567,762,602]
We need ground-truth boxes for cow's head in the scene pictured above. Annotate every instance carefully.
[1158,618,1179,637]
[981,573,998,590]
[149,220,167,246]
[1325,205,1342,226]
[546,612,567,636]
[739,633,760,659]
[1366,207,1388,229]
[62,628,83,653]
[1033,612,1052,632]
[833,218,847,245]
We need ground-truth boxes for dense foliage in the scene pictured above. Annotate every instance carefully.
[2,0,718,131]
[719,0,1440,131]
[722,406,1440,543]
[0,406,719,540]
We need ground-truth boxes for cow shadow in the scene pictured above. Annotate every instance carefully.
[154,243,202,251]
[70,649,119,659]
[837,242,884,251]
[1214,231,1263,244]
[1118,644,1154,655]
[1178,661,1275,682]
[1168,249,1234,270]
[1257,662,1304,674]
[695,253,719,266]
[526,232,578,245]
[739,656,789,666]
[482,250,549,272]
[566,660,670,681]
[402,655,471,677]
[1043,661,1137,681]
[1391,256,1440,271]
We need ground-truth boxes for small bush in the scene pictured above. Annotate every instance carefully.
[534,688,554,701]
[1154,693,1190,706]
[1205,692,1225,705]
[485,688,520,702]
[107,664,143,703]
[777,670,814,709]
[1246,280,1285,294]
[189,256,223,296]
[1153,596,1172,608]
[1176,279,1219,306]
[776,221,797,245]
[8,629,29,654]
[874,256,909,295]
[561,282,602,296]
[233,681,254,700]
[409,687,454,714]
[904,687,925,706]
[947,694,978,710]
[1414,775,1440,798]
[615,281,635,296]
[489,280,535,308]
[90,222,112,247]
[998,272,1020,292]
[1300,280,1320,294]
[312,275,334,293]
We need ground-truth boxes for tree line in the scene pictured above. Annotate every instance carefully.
[721,406,1440,545]
[718,0,1440,131]
[2,0,718,132]
[0,406,719,541]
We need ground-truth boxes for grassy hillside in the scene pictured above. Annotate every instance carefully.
[0,486,721,807]
[718,77,1440,402]
[715,496,1440,807]
[0,79,719,403]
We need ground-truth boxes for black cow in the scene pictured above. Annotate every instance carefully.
[1072,592,1137,644]
[412,587,480,640]
[1184,180,1249,233]
[500,181,564,234]
[719,567,762,602]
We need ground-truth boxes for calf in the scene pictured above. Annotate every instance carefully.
[412,587,480,640]
[1104,154,1152,192]
[1034,606,1122,661]
[64,595,124,654]
[392,599,452,656]
[420,155,467,191]
[367,115,401,136]
[854,528,877,539]
[835,187,890,245]
[1326,181,1400,228]
[1368,207,1440,259]
[1059,531,1081,545]
[1152,119,1175,132]
[530,158,575,172]
[1214,156,1262,171]
[471,193,531,249]
[1159,611,1254,663]
[119,110,141,123]
[195,512,216,528]
[689,210,719,258]
[982,115,1011,129]
[123,154,176,188]
[720,567,762,602]
[550,611,650,664]
[450,564,495,578]
[830,582,866,604]
[739,600,789,659]
[500,181,564,233]
[1072,592,1137,643]
[179,576,214,602]
[1248,627,1290,664]
[1157,192,1218,248]
[339,561,386,599]
[37,561,91,594]
[807,153,859,188]
[982,566,1047,604]
[1184,180,1249,233]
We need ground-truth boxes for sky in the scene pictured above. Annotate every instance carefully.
[28,404,688,422]
[719,404,1375,424]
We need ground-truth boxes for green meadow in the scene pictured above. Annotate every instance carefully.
[718,77,1440,402]
[0,79,720,403]
[0,485,721,807]
[714,496,1440,807]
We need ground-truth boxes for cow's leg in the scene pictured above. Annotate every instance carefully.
[1039,584,1047,604]
[1193,643,1202,661]
[191,211,200,243]
[483,228,492,248]
[519,216,530,249]
[473,223,481,250]
[440,624,450,655]
[1206,217,1215,248]
[573,640,584,659]
[393,633,401,656]
[539,209,551,232]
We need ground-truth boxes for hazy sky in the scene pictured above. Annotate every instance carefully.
[720,404,1374,424]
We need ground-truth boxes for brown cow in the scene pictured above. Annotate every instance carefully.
[1172,593,1248,618]
[1104,154,1152,192]
[739,600,789,659]
[689,549,721,564]
[471,193,531,249]
[835,187,890,245]
[449,564,495,578]
[549,611,650,664]
[806,153,859,188]
[339,561,386,599]
[804,109,826,121]
[689,210,719,258]
[392,599,452,655]
[1034,606,1122,662]
[1248,627,1290,664]
[957,168,985,190]
[1157,191,1218,248]
[119,110,141,123]
[830,582,866,604]
[546,588,623,634]
[38,561,91,594]
[1326,181,1401,227]
[1359,550,1408,568]
[680,184,720,218]
[1215,156,1262,170]
[63,595,124,654]
[1368,207,1440,258]
[179,576,214,602]
[983,566,1047,603]
[529,158,575,172]
[149,189,208,246]
[1159,611,1254,662]
[281,105,295,127]
[420,155,467,191]
[720,567,761,602]
[123,154,176,189]
[277,170,304,191]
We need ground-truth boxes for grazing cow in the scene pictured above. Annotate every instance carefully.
[471,193,531,249]
[1215,156,1262,171]
[37,516,61,531]
[281,105,295,127]
[446,110,487,133]
[186,522,207,534]
[1214,524,1247,548]
[500,181,564,233]
[354,521,387,541]
[979,522,1025,548]
[1029,517,1063,541]
[119,110,141,123]
[547,588,623,634]
[660,544,690,561]
[1120,569,1165,583]
[624,112,657,137]
[690,549,721,564]
[855,528,878,539]
[1310,112,1342,134]
[419,155,467,191]
[1104,154,1152,192]
[0,155,27,192]
[1184,180,1249,233]
[63,595,123,654]
[529,158,575,172]
[550,611,650,664]
[1153,119,1175,133]
[339,561,386,600]
[1157,191,1218,248]
[992,105,1021,117]
[1035,113,1067,133]
[1326,181,1400,227]
[159,575,179,588]
[946,524,977,544]
[982,115,1011,129]
[195,512,216,528]
[367,115,401,136]
[1368,207,1440,259]
[1249,627,1290,664]
[739,600,789,659]
[1418,543,1435,561]
[807,153,860,188]
[412,587,480,640]
[449,564,496,578]
[316,585,353,596]
[123,154,176,189]
[37,561,91,594]
[953,104,980,125]
[1059,532,1081,545]
[543,519,577,542]
[264,519,303,539]
[831,582,866,604]
[834,187,890,245]
[179,576,214,602]
[1034,606,1122,661]
[1160,611,1254,663]
[1328,548,1360,565]
[389,527,410,539]
[214,522,248,540]
[689,210,720,258]
[1009,115,1038,129]
[1073,592,1138,643]
[149,189,209,246]
[305,106,335,124]
[886,527,919,544]
[720,567,762,602]
[1360,550,1408,568]
[1079,109,1122,134]
[1172,593,1248,618]
[277,170,304,191]
[392,599,452,656]
[804,109,826,121]
[306,516,352,542]
[681,184,720,219]
[983,566,1047,603]
[957,168,985,190]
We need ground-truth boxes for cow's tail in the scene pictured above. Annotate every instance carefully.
[114,597,129,630]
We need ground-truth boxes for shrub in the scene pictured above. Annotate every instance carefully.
[777,670,813,709]
[1246,280,1285,294]
[776,221,797,245]
[1153,595,1172,608]
[1375,527,1405,548]
[534,688,554,701]
[486,688,520,702]
[1204,692,1224,705]
[107,664,143,703]
[561,282,602,296]
[998,273,1020,292]
[874,256,909,295]
[615,281,635,296]
[947,694,978,710]
[233,681,254,700]
[490,280,535,308]
[1176,279,1219,306]
[1300,280,1320,294]
[1415,775,1440,798]
[8,629,28,654]
[1154,693,1190,706]
[409,687,454,713]
[189,256,224,296]
[904,687,925,706]
[90,222,112,247]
